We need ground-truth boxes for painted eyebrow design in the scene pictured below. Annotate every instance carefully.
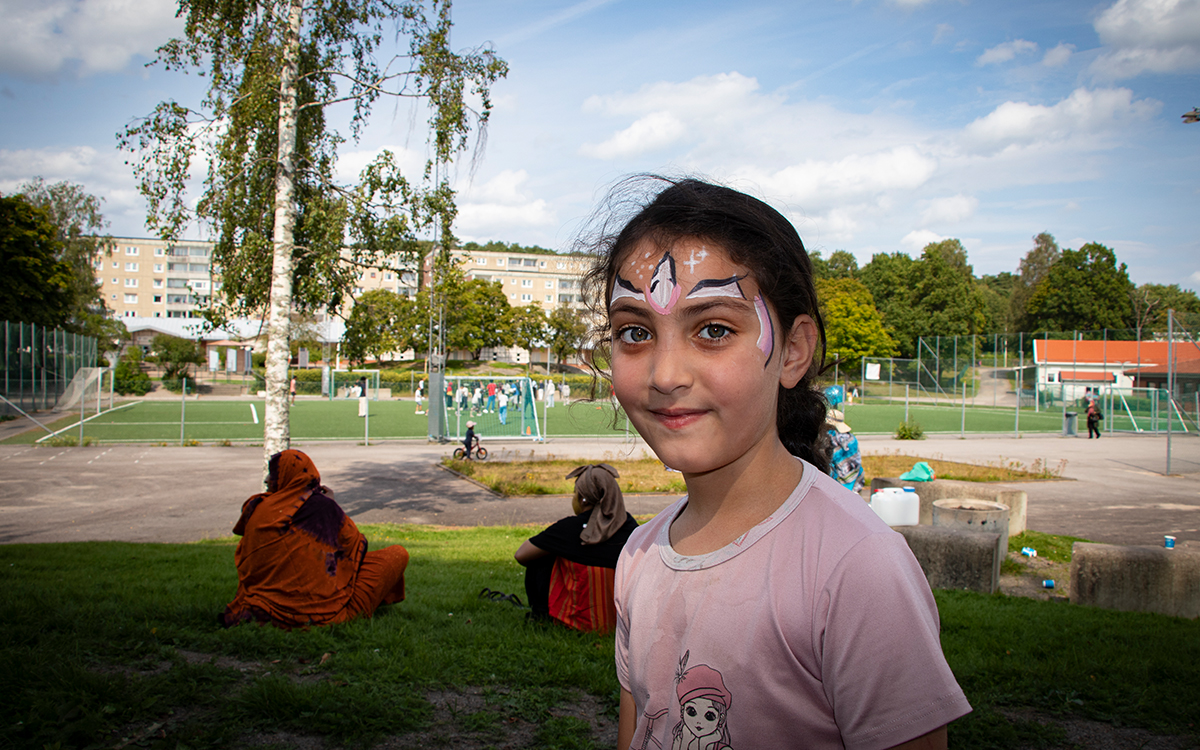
[686,275,746,299]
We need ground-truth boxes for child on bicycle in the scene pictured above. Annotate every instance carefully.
[582,177,970,749]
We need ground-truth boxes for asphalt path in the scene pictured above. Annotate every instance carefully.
[1,426,1197,549]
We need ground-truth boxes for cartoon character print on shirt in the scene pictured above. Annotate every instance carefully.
[611,247,775,367]
[632,651,734,750]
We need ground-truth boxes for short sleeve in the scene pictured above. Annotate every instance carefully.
[816,532,971,750]
[613,549,633,693]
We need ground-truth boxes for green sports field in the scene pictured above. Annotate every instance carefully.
[5,398,635,445]
[3,396,1104,445]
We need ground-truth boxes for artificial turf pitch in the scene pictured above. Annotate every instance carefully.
[3,397,1100,445]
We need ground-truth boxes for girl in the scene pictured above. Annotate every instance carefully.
[582,178,971,750]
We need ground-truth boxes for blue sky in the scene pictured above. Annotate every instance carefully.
[2,0,1198,290]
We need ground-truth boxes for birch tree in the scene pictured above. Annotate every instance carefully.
[119,0,505,462]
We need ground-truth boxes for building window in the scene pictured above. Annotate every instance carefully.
[510,293,516,299]
[475,258,486,265]
[153,279,163,288]
[125,246,138,255]
[539,261,546,268]
[153,295,163,304]
[167,279,188,288]
[154,263,163,272]
[509,257,525,266]
[125,278,138,287]
[111,278,118,284]
[385,272,392,280]
[124,294,138,303]
[153,312,161,318]
[521,294,532,302]
[524,259,537,267]
[559,294,572,303]
[369,271,376,278]
[112,261,118,268]
[545,280,554,288]
[557,261,566,269]
[154,247,165,256]
[497,258,505,266]
[111,293,117,300]
[521,279,533,288]
[124,310,137,317]
[545,295,552,302]
[125,262,138,271]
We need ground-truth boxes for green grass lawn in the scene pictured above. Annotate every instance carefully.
[1,399,634,445]
[2,528,1197,749]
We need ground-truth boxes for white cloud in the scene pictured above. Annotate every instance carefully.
[1091,0,1200,78]
[960,87,1160,155]
[0,0,181,78]
[901,229,946,251]
[334,145,426,185]
[977,39,1039,66]
[933,24,955,44]
[456,170,556,238]
[1042,43,1075,67]
[580,111,687,159]
[921,195,979,225]
[746,146,938,207]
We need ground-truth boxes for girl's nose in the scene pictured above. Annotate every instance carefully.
[648,339,692,394]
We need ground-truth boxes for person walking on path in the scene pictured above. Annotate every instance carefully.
[289,376,297,404]
[498,391,509,425]
[1087,398,1102,439]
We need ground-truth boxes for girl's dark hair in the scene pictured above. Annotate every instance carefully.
[579,175,831,472]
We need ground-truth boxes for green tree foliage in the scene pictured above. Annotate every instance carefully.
[1134,283,1200,332]
[0,195,73,328]
[826,250,859,279]
[149,334,204,381]
[859,241,986,356]
[817,278,896,368]
[427,261,511,359]
[547,304,588,372]
[16,178,114,337]
[858,251,923,356]
[462,240,558,256]
[342,289,419,364]
[118,0,506,458]
[978,272,1017,333]
[113,347,153,396]
[507,304,548,372]
[1025,243,1134,334]
[1011,232,1060,331]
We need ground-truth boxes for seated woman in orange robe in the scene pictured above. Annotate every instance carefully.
[514,464,638,630]
[220,449,409,629]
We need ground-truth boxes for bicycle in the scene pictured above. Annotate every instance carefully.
[452,435,488,460]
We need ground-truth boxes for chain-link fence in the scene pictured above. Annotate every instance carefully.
[1,320,98,416]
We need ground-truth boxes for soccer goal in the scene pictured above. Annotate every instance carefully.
[436,375,541,441]
[327,369,381,401]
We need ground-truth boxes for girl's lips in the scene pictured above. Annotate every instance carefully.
[649,408,706,429]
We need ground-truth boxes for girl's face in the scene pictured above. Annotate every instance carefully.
[682,697,723,737]
[609,237,816,476]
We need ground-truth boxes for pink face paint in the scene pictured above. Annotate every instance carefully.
[646,253,680,314]
[754,295,774,363]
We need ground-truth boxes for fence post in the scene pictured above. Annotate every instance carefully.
[1166,310,1173,475]
[180,377,187,446]
[905,384,909,423]
[1015,346,1023,437]
[961,381,966,437]
[79,370,85,446]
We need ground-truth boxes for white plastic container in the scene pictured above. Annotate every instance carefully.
[870,487,920,526]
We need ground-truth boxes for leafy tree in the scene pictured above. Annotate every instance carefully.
[17,178,114,338]
[809,249,830,278]
[858,251,923,356]
[119,0,507,461]
[113,347,153,396]
[507,304,548,372]
[826,250,859,279]
[1024,243,1134,334]
[1135,283,1200,332]
[1011,232,1060,332]
[342,289,418,364]
[817,278,896,369]
[913,239,987,338]
[0,195,73,328]
[547,304,588,373]
[979,272,1016,333]
[149,334,204,381]
[425,260,511,359]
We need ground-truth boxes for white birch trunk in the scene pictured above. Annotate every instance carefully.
[262,0,303,467]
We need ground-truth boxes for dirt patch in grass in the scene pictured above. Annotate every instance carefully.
[999,552,1072,602]
[864,452,1069,484]
[1001,708,1200,750]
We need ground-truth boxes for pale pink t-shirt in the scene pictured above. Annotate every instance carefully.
[614,461,971,750]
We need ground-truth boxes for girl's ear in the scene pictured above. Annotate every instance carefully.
[779,314,818,389]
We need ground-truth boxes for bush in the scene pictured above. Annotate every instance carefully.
[895,420,925,440]
[113,349,152,396]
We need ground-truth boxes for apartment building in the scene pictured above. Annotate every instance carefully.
[98,237,216,319]
[95,239,589,321]
[451,247,589,311]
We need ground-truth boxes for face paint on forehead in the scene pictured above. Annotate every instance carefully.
[754,296,775,366]
[686,276,746,300]
[612,251,682,314]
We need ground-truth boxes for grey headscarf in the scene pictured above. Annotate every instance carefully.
[566,463,626,545]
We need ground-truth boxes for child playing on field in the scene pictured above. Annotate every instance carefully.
[582,177,971,750]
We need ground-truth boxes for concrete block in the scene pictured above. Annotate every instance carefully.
[1069,542,1200,619]
[894,525,1002,594]
[871,477,1027,535]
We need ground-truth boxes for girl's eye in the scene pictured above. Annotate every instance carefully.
[617,326,651,344]
[698,324,731,340]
